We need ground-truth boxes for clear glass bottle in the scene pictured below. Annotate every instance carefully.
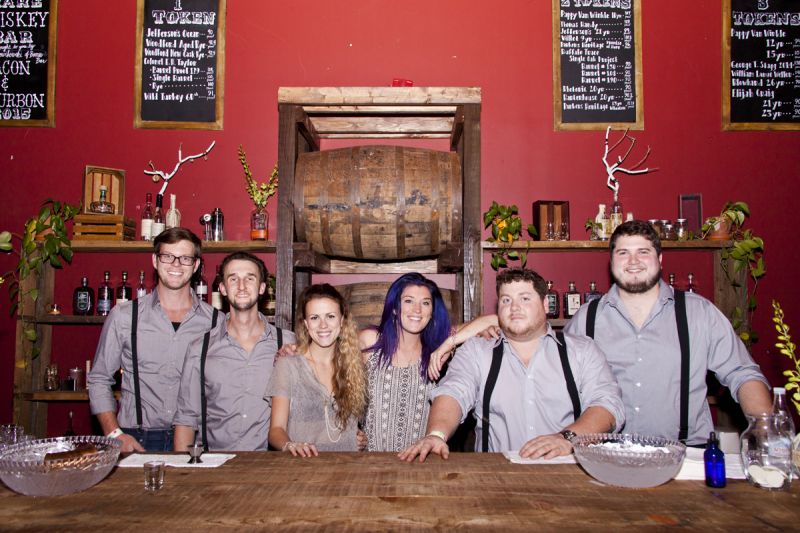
[250,206,268,240]
[687,273,695,293]
[116,271,132,303]
[593,204,607,241]
[584,281,602,303]
[90,185,115,214]
[194,263,209,303]
[609,192,623,235]
[151,194,166,239]
[136,270,148,299]
[563,281,581,318]
[704,431,726,488]
[545,280,560,319]
[166,193,181,229]
[96,271,113,316]
[773,387,796,483]
[141,192,154,241]
[72,276,94,315]
[741,413,793,490]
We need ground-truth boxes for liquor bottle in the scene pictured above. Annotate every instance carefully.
[72,276,94,315]
[194,263,209,303]
[64,410,76,437]
[116,271,132,303]
[563,281,581,319]
[704,432,726,488]
[595,204,609,241]
[545,280,560,319]
[584,281,602,303]
[211,264,224,310]
[687,273,695,293]
[771,387,795,481]
[96,271,113,316]
[668,273,675,288]
[90,185,115,214]
[166,193,181,229]
[773,387,796,438]
[136,270,148,299]
[141,192,154,241]
[151,194,166,239]
[609,192,623,235]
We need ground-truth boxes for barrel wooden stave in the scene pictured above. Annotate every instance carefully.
[336,282,458,330]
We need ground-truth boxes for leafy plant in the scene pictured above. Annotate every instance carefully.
[772,301,799,416]
[585,218,602,240]
[483,201,536,270]
[238,145,278,209]
[701,200,749,239]
[1,199,80,358]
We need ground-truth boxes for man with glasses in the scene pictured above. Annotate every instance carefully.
[88,228,216,452]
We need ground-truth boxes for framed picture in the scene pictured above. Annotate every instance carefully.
[679,193,703,235]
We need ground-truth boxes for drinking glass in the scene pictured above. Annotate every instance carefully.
[740,414,792,490]
[143,461,165,492]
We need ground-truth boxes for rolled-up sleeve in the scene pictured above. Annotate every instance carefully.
[87,305,126,415]
[568,335,625,432]
[429,338,488,424]
[173,337,203,429]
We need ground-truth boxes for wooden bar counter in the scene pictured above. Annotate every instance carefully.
[1,452,798,531]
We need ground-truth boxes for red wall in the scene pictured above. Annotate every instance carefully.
[1,0,798,433]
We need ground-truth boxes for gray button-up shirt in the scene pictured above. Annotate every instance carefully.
[565,280,769,445]
[174,315,295,451]
[432,326,624,453]
[88,289,216,429]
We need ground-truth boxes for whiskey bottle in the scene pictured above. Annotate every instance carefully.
[545,280,560,319]
[151,194,166,239]
[141,192,154,241]
[584,281,602,303]
[194,263,209,303]
[687,273,695,293]
[90,185,115,214]
[136,270,148,299]
[211,265,224,310]
[166,193,181,229]
[72,276,94,315]
[116,271,132,303]
[64,410,76,437]
[96,271,113,316]
[668,273,675,288]
[563,281,581,319]
[609,193,623,235]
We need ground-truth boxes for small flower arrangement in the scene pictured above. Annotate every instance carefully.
[238,145,278,209]
[773,300,800,416]
[483,201,536,270]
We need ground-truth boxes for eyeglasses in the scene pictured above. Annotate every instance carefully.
[156,253,198,266]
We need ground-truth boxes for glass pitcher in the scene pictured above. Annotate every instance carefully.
[740,413,793,490]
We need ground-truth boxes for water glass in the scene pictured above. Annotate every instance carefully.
[740,414,792,490]
[143,461,165,492]
[0,424,24,446]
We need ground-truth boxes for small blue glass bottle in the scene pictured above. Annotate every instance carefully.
[704,431,726,488]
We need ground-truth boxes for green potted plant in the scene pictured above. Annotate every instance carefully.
[238,145,278,241]
[1,199,80,358]
[483,201,536,270]
[585,218,603,241]
[701,201,749,241]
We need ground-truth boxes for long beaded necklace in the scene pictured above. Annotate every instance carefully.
[308,355,343,443]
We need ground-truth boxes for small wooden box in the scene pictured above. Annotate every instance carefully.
[73,214,136,241]
[532,200,570,241]
[82,166,126,216]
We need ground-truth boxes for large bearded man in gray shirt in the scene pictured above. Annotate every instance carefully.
[400,268,624,462]
[565,220,772,445]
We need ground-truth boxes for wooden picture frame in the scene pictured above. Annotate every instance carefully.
[552,0,644,131]
[679,193,703,235]
[721,0,800,131]
[0,0,58,128]
[134,0,226,130]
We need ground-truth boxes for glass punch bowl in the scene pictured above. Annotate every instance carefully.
[572,433,686,488]
[0,435,121,497]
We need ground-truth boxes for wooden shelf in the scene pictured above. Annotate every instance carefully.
[481,240,731,252]
[23,314,106,325]
[71,240,276,253]
[18,390,120,402]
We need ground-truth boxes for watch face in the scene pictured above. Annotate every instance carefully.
[560,430,576,442]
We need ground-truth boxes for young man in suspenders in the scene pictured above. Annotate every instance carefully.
[173,252,294,451]
[565,220,771,446]
[88,228,216,452]
[400,268,623,462]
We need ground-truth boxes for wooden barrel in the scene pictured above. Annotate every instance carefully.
[295,145,462,260]
[335,282,459,330]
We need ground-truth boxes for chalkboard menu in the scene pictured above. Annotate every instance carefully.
[553,0,643,130]
[0,0,57,127]
[723,0,800,130]
[134,0,225,129]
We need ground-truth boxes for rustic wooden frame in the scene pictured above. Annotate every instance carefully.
[721,0,800,131]
[82,165,126,216]
[133,0,226,130]
[0,0,58,128]
[552,0,644,131]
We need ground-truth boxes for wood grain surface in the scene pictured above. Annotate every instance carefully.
[1,452,797,531]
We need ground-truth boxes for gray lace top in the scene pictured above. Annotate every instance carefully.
[265,356,358,451]
[364,351,435,452]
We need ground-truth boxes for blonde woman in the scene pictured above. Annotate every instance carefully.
[266,284,368,456]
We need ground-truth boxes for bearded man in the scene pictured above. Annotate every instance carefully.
[399,268,623,462]
[565,220,771,446]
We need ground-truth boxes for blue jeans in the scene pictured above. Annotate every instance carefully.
[121,428,174,452]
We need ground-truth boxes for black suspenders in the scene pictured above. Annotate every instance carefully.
[481,336,581,453]
[585,291,691,443]
[199,321,282,451]
[131,300,143,428]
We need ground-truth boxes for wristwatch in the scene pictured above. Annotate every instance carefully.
[559,429,577,442]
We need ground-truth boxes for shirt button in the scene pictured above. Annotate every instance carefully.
[635,382,641,388]
[637,334,642,340]
[528,399,534,405]
[634,407,640,412]
[242,414,247,419]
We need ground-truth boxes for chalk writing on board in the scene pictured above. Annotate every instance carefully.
[0,0,53,123]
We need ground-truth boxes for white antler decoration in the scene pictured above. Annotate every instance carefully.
[602,126,657,195]
[144,141,216,196]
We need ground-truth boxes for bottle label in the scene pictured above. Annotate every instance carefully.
[141,219,153,240]
[151,222,166,239]
[196,285,208,296]
[546,294,558,315]
[76,292,91,312]
[567,293,581,315]
[97,298,111,314]
[211,292,223,309]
